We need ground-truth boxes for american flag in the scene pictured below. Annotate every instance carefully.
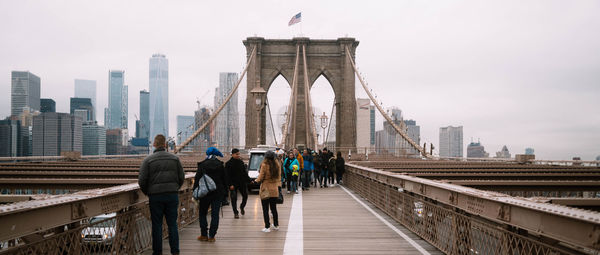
[288,12,301,26]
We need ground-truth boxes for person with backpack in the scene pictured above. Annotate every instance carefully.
[283,151,299,194]
[254,150,282,232]
[328,151,337,186]
[320,148,332,187]
[194,147,227,242]
[138,134,185,255]
[225,148,249,219]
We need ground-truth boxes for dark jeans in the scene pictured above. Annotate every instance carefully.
[319,169,328,186]
[302,170,312,189]
[286,173,292,191]
[261,197,279,228]
[199,196,222,238]
[149,193,179,255]
[230,183,248,215]
[328,171,335,184]
[336,172,344,184]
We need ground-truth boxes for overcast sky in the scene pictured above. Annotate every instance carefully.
[1,0,598,160]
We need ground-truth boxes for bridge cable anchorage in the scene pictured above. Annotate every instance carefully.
[302,44,319,150]
[174,45,257,154]
[344,46,431,159]
[280,45,301,149]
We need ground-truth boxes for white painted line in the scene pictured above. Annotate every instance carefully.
[283,190,303,255]
[340,186,431,255]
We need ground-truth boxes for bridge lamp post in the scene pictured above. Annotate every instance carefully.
[320,112,328,146]
[250,86,267,146]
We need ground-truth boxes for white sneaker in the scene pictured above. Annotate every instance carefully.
[271,225,279,231]
[295,191,299,194]
[262,228,271,233]
[286,191,290,194]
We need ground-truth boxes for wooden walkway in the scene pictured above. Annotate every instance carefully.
[143,185,442,255]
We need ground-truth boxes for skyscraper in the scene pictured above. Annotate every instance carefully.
[0,118,29,157]
[106,70,125,129]
[149,54,169,141]
[11,71,40,117]
[213,72,239,151]
[177,115,195,146]
[82,123,106,155]
[32,112,82,156]
[525,148,535,155]
[40,99,56,113]
[439,126,463,157]
[136,90,150,139]
[404,120,421,155]
[195,107,212,151]
[70,98,94,123]
[74,79,97,121]
[467,141,488,158]
[122,85,128,129]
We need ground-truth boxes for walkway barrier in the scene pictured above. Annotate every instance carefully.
[0,174,197,254]
[344,163,600,255]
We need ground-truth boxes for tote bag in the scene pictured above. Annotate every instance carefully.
[193,172,217,199]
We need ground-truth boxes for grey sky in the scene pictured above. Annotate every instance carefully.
[1,0,598,160]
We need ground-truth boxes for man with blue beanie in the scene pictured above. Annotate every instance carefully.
[194,147,227,242]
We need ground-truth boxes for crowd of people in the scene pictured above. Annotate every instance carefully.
[138,134,346,255]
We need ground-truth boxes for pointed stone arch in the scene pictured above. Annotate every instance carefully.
[244,37,359,151]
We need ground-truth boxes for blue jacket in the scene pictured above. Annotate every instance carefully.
[283,157,299,177]
[302,153,314,171]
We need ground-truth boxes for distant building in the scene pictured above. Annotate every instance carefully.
[40,99,56,113]
[130,137,150,154]
[149,54,169,141]
[0,118,29,157]
[105,70,126,129]
[195,107,212,152]
[11,71,40,117]
[525,148,535,155]
[122,85,128,129]
[404,120,421,156]
[467,141,488,158]
[374,107,420,157]
[439,126,463,157]
[495,145,511,158]
[356,98,375,150]
[213,72,239,151]
[82,123,106,155]
[70,98,94,123]
[177,115,195,146]
[74,79,97,121]
[106,129,127,155]
[136,90,150,139]
[32,113,82,156]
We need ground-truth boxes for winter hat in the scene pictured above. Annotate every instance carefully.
[206,147,224,157]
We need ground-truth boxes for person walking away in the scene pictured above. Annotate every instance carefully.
[312,150,320,188]
[336,151,345,185]
[302,149,313,190]
[254,150,282,232]
[320,148,331,187]
[138,134,185,255]
[225,148,249,219]
[283,151,299,193]
[328,151,337,186]
[194,147,227,242]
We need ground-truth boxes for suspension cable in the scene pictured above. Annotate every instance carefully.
[280,45,301,149]
[266,97,278,145]
[174,46,256,153]
[344,46,431,158]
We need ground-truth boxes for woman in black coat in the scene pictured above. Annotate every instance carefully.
[335,151,345,185]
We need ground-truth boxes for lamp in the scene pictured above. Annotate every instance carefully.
[250,85,267,145]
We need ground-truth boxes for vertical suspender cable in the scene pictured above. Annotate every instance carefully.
[174,46,256,154]
[344,46,431,158]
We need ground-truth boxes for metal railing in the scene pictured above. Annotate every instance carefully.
[0,174,197,254]
[344,163,600,255]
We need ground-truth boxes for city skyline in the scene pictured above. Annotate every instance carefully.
[0,1,598,160]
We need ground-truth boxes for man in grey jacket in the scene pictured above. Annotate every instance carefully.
[138,134,185,255]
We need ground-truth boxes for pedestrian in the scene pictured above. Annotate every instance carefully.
[293,148,304,187]
[320,148,331,187]
[138,134,185,255]
[336,151,345,185]
[302,149,313,190]
[254,150,282,232]
[194,147,227,242]
[328,151,336,186]
[225,148,249,219]
[283,151,299,194]
[312,150,320,188]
